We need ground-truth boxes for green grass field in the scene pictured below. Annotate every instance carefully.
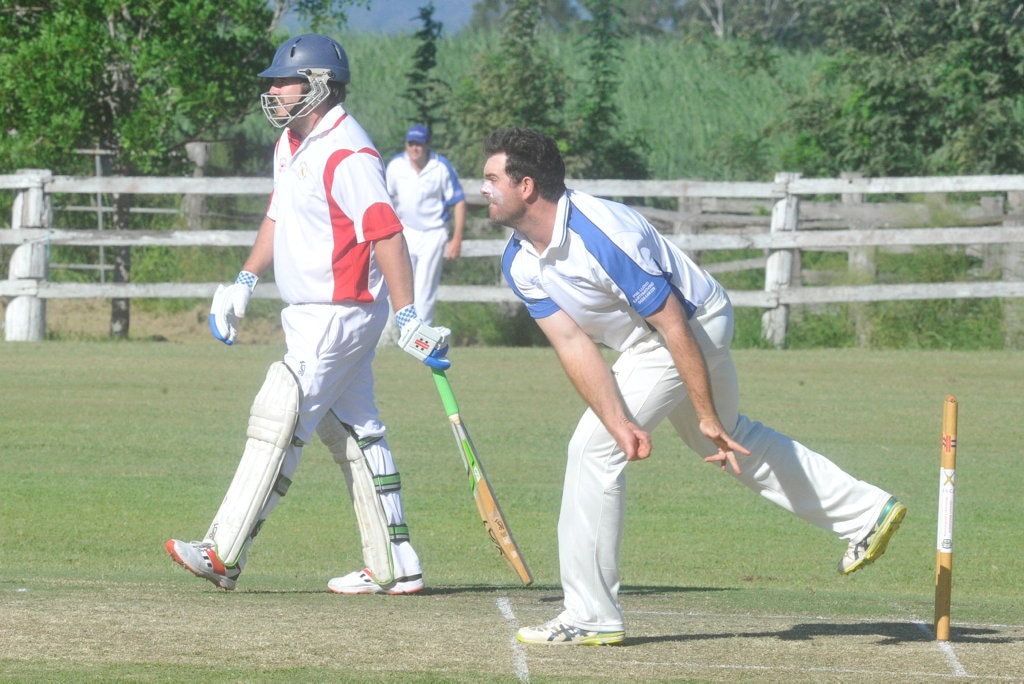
[1,343,1022,681]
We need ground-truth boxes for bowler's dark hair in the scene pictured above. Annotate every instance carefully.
[483,128,566,202]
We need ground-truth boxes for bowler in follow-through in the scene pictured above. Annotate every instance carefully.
[483,127,907,646]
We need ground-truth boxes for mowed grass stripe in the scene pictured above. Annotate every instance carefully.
[1,343,1022,680]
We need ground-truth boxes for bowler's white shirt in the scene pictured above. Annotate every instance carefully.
[386,151,465,232]
[267,105,403,305]
[502,190,715,352]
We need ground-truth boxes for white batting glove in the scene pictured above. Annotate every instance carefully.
[396,305,451,370]
[209,271,258,345]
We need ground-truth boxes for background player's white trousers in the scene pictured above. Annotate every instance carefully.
[404,227,448,325]
[558,283,891,632]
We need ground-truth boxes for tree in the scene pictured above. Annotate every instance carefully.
[683,0,802,44]
[0,2,265,175]
[0,0,361,337]
[280,0,370,33]
[403,3,451,138]
[0,0,365,176]
[781,0,1024,176]
[468,0,582,32]
[566,0,648,179]
[612,1,807,45]
[450,0,571,170]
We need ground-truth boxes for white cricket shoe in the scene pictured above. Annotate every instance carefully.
[839,497,907,574]
[516,616,625,646]
[165,539,240,590]
[327,568,424,595]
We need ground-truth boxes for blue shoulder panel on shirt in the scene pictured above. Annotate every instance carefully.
[436,155,465,223]
[568,203,672,318]
[502,237,559,318]
[437,154,466,208]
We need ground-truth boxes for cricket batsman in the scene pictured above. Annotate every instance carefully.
[165,34,450,594]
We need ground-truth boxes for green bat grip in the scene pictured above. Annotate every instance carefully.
[432,368,460,418]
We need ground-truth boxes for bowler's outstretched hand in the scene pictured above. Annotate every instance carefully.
[699,417,750,474]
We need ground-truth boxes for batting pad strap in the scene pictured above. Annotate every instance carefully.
[357,435,383,450]
[373,473,402,494]
[388,524,409,543]
[273,473,292,497]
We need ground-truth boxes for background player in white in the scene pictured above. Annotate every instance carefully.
[483,127,907,646]
[165,34,450,595]
[386,124,466,325]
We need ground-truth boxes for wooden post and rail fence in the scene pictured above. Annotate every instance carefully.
[4,169,1024,344]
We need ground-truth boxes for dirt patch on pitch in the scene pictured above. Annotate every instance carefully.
[2,581,1022,681]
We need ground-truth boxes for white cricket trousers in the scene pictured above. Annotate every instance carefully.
[558,282,892,632]
[404,227,448,325]
[216,300,420,577]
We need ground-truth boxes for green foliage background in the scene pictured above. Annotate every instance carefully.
[782,0,1024,176]
[335,30,812,181]
[0,1,278,175]
[5,3,1024,349]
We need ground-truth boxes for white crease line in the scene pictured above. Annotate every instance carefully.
[497,595,530,683]
[914,621,969,678]
[629,609,1023,632]
[527,656,1008,680]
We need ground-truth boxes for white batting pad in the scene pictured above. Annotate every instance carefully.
[317,412,395,586]
[207,362,300,565]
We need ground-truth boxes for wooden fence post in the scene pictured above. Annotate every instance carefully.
[109,194,132,339]
[184,141,210,231]
[762,172,800,346]
[677,191,704,262]
[843,172,875,345]
[977,196,1005,278]
[1003,191,1024,348]
[5,169,52,341]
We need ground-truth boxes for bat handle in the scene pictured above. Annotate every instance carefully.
[431,368,461,418]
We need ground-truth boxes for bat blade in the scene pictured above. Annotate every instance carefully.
[432,369,533,586]
[450,416,533,585]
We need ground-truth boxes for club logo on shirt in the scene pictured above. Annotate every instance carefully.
[631,280,657,307]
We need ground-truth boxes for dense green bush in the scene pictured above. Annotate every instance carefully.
[335,30,816,181]
[5,27,1014,349]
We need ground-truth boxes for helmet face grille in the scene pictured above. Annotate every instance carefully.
[260,74,331,128]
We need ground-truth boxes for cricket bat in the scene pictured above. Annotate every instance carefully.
[431,368,533,586]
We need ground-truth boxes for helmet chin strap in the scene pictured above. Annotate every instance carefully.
[260,69,333,128]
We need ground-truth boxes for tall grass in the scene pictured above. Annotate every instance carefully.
[335,30,819,180]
